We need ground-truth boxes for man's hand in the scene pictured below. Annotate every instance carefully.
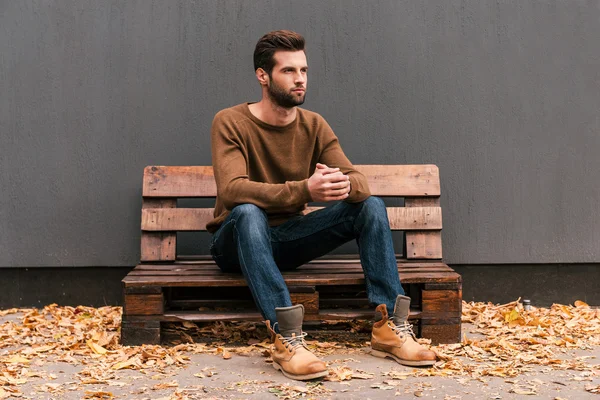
[307,163,351,202]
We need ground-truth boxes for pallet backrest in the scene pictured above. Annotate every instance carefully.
[140,165,442,262]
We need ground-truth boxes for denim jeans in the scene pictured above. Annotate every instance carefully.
[209,196,404,325]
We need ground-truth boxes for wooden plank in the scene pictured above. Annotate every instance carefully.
[290,292,319,314]
[127,265,455,276]
[126,267,454,276]
[124,286,163,295]
[140,199,176,262]
[137,260,450,268]
[423,282,462,290]
[141,165,440,198]
[123,272,460,287]
[405,198,443,259]
[159,309,422,322]
[421,290,462,316]
[141,206,442,232]
[143,166,217,197]
[420,324,461,344]
[120,320,161,345]
[357,165,440,196]
[123,294,164,315]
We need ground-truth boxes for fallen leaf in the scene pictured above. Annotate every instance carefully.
[3,355,31,364]
[574,300,589,308]
[86,340,107,355]
[83,391,114,399]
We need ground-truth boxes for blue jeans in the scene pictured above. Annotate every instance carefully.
[209,196,404,325]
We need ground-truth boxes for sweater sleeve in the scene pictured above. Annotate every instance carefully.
[316,117,371,203]
[211,111,312,212]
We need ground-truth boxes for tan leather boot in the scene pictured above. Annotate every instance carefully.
[371,296,437,367]
[265,305,328,380]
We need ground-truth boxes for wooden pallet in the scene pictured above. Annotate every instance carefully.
[122,257,461,345]
[121,165,462,345]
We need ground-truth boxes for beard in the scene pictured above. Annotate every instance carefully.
[267,79,306,108]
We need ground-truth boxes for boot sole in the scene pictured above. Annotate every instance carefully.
[370,349,436,367]
[272,362,329,381]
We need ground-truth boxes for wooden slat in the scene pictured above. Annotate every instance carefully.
[420,324,461,345]
[421,290,462,317]
[290,292,319,314]
[141,206,441,232]
[143,166,217,197]
[156,309,422,322]
[123,272,459,287]
[124,294,164,315]
[120,320,161,345]
[127,268,455,276]
[405,198,442,259]
[131,261,450,270]
[142,165,440,198]
[356,165,440,196]
[140,199,176,262]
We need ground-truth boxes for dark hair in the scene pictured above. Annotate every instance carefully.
[253,30,305,75]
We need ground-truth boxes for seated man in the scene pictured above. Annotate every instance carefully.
[207,30,437,381]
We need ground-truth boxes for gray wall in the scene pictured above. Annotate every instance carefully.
[1,0,599,267]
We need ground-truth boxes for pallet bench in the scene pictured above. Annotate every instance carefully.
[121,165,462,345]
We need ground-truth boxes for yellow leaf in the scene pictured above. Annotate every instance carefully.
[574,300,589,308]
[4,355,31,364]
[83,391,114,399]
[222,350,232,360]
[86,339,107,355]
[504,308,520,323]
[33,345,56,353]
[111,358,137,370]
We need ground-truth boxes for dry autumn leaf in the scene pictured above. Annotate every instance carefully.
[574,300,590,308]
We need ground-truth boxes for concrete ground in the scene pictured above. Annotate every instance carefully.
[11,350,600,400]
[1,311,599,399]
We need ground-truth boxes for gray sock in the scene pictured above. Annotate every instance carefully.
[275,304,304,337]
[392,295,411,324]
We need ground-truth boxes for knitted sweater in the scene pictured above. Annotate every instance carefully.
[207,103,370,233]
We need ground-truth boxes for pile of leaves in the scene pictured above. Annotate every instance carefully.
[428,299,600,378]
[0,300,599,399]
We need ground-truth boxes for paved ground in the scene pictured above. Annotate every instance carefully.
[1,312,599,399]
[13,349,600,399]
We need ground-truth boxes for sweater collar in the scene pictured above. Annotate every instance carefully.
[243,103,299,131]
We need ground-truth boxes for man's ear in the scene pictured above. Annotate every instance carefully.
[256,68,269,86]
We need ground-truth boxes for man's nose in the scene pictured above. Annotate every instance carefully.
[294,73,305,84]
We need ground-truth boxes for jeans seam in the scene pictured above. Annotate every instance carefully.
[233,223,261,300]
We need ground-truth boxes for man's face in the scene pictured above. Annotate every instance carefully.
[266,50,308,108]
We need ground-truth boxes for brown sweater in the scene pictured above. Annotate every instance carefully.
[207,103,371,233]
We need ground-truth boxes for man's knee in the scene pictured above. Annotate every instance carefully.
[361,196,388,223]
[230,204,268,231]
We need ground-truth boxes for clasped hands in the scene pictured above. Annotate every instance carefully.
[307,163,351,202]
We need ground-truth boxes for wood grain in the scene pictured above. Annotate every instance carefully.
[140,199,176,262]
[420,324,461,345]
[143,166,217,197]
[290,292,319,314]
[124,294,164,315]
[160,309,422,322]
[142,165,440,198]
[120,320,161,346]
[141,206,441,231]
[405,197,443,259]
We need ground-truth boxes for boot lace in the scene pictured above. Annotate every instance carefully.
[273,323,308,351]
[390,320,417,341]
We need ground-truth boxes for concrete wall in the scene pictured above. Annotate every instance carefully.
[2,0,599,268]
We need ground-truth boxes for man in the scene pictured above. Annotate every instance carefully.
[208,30,437,381]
